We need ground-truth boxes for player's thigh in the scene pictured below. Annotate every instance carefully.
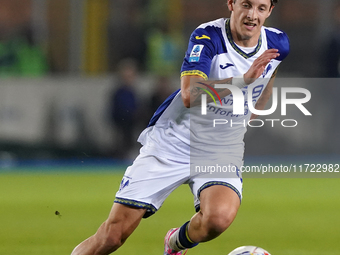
[200,184,240,214]
[191,176,242,227]
[190,176,242,212]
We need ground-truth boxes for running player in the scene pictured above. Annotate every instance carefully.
[71,0,289,254]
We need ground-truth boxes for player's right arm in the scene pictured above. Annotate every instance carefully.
[181,75,232,108]
[181,49,280,108]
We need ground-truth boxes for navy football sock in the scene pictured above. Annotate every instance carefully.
[177,221,199,249]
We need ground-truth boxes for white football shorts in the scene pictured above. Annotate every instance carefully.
[114,152,243,218]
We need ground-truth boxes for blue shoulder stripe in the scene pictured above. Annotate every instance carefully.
[265,28,290,61]
[147,89,180,127]
[181,22,227,79]
[192,25,227,55]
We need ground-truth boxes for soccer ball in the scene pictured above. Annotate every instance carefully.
[227,246,271,255]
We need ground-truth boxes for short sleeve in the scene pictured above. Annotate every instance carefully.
[265,28,290,61]
[180,28,216,80]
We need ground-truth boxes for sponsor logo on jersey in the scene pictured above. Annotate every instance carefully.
[195,35,211,40]
[220,63,235,70]
[189,45,204,62]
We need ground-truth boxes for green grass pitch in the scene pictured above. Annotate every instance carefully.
[0,168,339,255]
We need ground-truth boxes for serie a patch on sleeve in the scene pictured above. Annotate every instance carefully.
[189,45,204,62]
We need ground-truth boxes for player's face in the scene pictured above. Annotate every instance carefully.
[228,0,273,46]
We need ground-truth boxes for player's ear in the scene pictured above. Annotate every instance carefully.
[227,0,235,12]
[266,5,274,18]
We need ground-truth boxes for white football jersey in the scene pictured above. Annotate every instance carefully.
[138,18,289,165]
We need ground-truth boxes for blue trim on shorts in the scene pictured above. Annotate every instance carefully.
[195,181,242,212]
[114,197,157,218]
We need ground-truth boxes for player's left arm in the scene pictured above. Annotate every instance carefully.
[250,67,278,120]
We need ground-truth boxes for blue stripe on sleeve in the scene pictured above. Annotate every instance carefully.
[181,25,227,78]
[265,28,290,61]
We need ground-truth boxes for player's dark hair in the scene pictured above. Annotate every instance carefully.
[271,0,278,6]
[233,0,278,7]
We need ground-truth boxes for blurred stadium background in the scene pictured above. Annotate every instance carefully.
[0,0,339,254]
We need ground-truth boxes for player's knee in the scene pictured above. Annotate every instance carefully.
[204,208,237,236]
[95,222,124,253]
[101,233,122,252]
[205,216,230,236]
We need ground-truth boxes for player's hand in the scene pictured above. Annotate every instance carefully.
[243,49,280,84]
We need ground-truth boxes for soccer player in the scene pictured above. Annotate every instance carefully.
[71,0,289,254]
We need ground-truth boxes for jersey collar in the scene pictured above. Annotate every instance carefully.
[225,19,262,59]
